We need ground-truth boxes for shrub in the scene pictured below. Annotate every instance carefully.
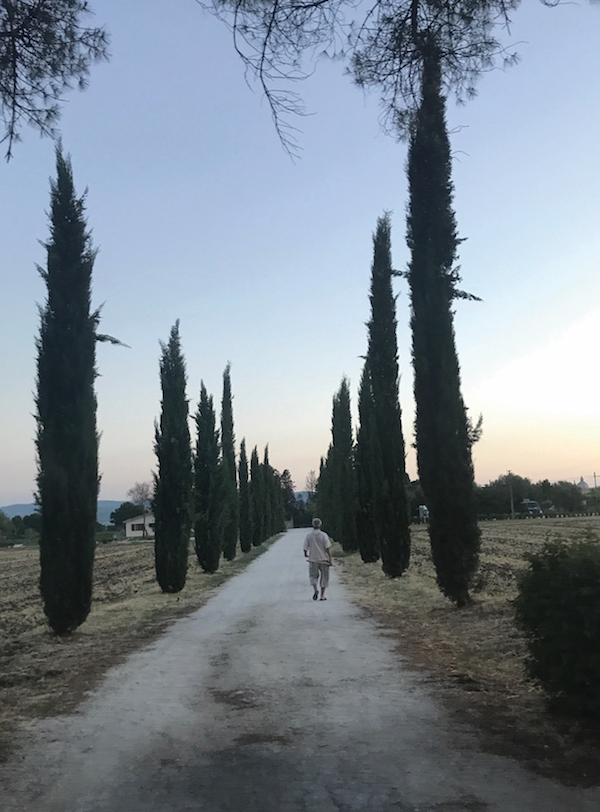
[514,536,600,719]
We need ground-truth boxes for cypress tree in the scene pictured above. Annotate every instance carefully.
[270,467,286,535]
[279,469,296,526]
[249,446,263,546]
[36,146,99,635]
[355,362,380,563]
[220,363,239,561]
[153,321,192,593]
[262,446,273,540]
[194,383,224,573]
[367,214,411,577]
[330,377,358,552]
[316,454,334,536]
[238,438,253,552]
[407,41,480,606]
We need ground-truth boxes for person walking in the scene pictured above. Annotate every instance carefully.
[303,518,332,601]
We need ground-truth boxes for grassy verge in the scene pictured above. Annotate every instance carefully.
[334,518,600,787]
[0,534,281,761]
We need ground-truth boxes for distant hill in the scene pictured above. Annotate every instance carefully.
[0,500,124,526]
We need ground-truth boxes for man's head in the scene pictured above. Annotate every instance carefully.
[312,517,322,529]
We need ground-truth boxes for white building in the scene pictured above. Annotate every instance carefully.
[577,477,590,493]
[124,513,155,539]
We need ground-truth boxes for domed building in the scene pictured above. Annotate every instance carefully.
[577,477,590,493]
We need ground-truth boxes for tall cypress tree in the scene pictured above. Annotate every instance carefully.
[249,446,263,546]
[238,438,253,552]
[220,363,239,561]
[355,362,380,563]
[262,446,273,540]
[269,467,286,535]
[36,146,100,635]
[316,454,334,536]
[407,41,480,606]
[194,383,224,573]
[153,321,192,593]
[330,377,358,552]
[367,214,411,577]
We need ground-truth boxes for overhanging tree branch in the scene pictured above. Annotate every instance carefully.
[202,0,520,153]
[0,1,108,159]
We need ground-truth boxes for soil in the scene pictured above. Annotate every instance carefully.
[334,516,600,788]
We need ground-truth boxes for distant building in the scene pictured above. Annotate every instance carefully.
[577,477,590,493]
[124,513,155,538]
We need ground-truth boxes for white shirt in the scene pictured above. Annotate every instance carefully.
[303,529,332,563]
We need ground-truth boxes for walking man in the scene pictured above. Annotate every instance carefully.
[303,518,332,601]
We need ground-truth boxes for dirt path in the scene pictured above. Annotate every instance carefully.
[1,529,599,812]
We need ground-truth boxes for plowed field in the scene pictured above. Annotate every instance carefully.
[336,515,600,787]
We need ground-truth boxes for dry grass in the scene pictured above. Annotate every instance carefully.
[335,516,600,788]
[0,538,277,762]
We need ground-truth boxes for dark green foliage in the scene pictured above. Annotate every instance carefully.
[407,43,479,606]
[23,512,42,533]
[280,469,296,523]
[10,515,25,538]
[476,474,585,517]
[316,454,334,537]
[291,495,314,528]
[332,378,358,552]
[0,510,13,538]
[319,378,359,552]
[279,469,312,528]
[194,383,225,573]
[268,467,286,537]
[246,445,284,545]
[110,501,141,529]
[355,363,379,563]
[153,321,192,593]
[238,439,253,552]
[262,446,274,538]
[364,214,411,577]
[0,1,108,158]
[249,446,263,546]
[220,363,239,561]
[36,147,99,635]
[515,538,600,720]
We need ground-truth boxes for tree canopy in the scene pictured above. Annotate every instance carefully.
[205,0,519,153]
[109,501,140,528]
[0,1,108,158]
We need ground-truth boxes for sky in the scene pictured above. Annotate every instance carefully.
[1,0,600,506]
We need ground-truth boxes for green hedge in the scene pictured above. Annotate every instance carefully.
[514,537,600,719]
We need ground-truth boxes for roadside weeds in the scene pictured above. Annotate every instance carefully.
[334,519,600,789]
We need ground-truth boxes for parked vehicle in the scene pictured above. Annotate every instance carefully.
[521,499,542,516]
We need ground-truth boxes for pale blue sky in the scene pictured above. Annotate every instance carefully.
[1,0,599,505]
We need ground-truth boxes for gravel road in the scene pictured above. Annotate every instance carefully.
[1,529,599,811]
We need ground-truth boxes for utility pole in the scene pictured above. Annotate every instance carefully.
[507,471,515,519]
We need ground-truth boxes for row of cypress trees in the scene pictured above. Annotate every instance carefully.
[34,146,286,634]
[153,336,286,591]
[318,215,412,579]
[318,54,481,605]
